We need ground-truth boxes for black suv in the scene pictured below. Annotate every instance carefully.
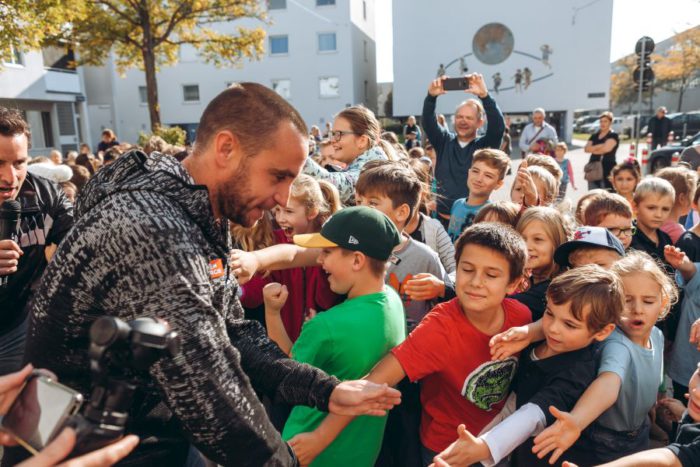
[645,131,700,174]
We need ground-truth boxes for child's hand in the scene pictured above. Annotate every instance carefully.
[516,162,538,206]
[489,325,531,361]
[691,318,700,350]
[663,245,688,269]
[532,406,581,464]
[263,283,288,315]
[431,424,490,467]
[405,273,445,300]
[288,431,327,466]
[230,249,262,285]
[658,397,687,421]
[305,308,317,323]
[513,270,532,294]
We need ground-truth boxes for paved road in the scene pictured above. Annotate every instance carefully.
[493,138,636,205]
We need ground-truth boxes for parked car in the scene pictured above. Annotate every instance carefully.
[579,117,627,135]
[574,115,599,132]
[645,131,700,174]
[641,111,700,140]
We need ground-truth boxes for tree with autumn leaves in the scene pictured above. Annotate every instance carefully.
[1,0,267,131]
[653,26,700,112]
[611,26,700,112]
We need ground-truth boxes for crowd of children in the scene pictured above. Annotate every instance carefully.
[228,109,700,467]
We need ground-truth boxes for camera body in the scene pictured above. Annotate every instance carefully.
[1,316,180,457]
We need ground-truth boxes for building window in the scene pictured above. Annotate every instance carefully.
[272,79,291,99]
[316,0,335,5]
[138,86,148,104]
[268,0,286,9]
[363,1,367,19]
[183,84,200,102]
[269,35,289,55]
[41,112,54,147]
[4,45,23,66]
[364,40,368,62]
[319,77,339,98]
[318,33,337,53]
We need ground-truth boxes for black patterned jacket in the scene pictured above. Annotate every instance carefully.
[24,151,339,466]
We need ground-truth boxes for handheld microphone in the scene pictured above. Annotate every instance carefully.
[0,199,21,287]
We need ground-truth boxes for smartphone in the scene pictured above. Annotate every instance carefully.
[443,76,471,91]
[0,374,83,454]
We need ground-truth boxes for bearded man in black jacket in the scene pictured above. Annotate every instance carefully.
[21,84,399,466]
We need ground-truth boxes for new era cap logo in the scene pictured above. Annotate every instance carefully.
[348,235,359,245]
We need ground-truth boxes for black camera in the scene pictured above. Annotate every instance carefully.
[0,316,181,457]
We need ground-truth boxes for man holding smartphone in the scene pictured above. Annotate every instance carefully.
[421,73,505,229]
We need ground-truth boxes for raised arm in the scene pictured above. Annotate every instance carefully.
[422,77,450,151]
[230,244,320,284]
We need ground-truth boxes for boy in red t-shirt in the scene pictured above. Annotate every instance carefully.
[289,223,531,465]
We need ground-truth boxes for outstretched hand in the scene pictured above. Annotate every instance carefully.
[691,318,700,351]
[230,249,261,285]
[489,325,531,361]
[288,431,325,467]
[664,245,688,270]
[328,380,401,416]
[430,424,489,467]
[532,406,581,464]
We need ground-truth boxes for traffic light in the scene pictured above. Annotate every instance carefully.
[633,36,655,91]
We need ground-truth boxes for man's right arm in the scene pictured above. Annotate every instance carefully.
[422,77,450,152]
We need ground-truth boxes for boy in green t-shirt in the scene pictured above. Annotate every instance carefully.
[263,206,407,467]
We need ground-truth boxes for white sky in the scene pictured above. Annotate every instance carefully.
[375,0,700,83]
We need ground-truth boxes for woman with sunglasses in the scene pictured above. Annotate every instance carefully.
[302,106,389,205]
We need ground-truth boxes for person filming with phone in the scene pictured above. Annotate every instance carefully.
[421,73,505,230]
[0,364,138,467]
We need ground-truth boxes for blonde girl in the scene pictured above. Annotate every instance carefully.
[242,175,343,342]
[512,207,572,320]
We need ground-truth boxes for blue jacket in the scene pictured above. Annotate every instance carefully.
[422,94,505,215]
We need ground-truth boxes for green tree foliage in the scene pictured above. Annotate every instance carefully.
[653,27,700,112]
[138,125,186,147]
[69,0,267,130]
[610,55,641,108]
[0,0,86,64]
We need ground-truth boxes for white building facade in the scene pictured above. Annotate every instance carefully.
[84,0,377,145]
[0,46,91,156]
[391,0,614,142]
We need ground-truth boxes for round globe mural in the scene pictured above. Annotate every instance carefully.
[472,23,514,65]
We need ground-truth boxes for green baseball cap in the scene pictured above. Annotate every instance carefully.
[294,206,401,261]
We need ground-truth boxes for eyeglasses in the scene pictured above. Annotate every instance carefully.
[608,227,636,237]
[330,130,356,142]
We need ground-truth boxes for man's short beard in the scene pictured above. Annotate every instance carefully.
[215,160,255,226]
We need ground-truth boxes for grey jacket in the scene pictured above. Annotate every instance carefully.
[24,151,339,466]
